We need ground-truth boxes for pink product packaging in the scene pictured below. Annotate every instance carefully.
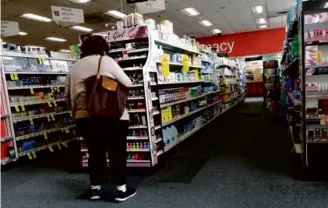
[305,46,318,66]
[305,12,328,24]
[305,82,318,92]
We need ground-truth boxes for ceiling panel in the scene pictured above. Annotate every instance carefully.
[1,0,292,50]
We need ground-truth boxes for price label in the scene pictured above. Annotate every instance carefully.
[49,146,54,152]
[61,128,64,132]
[29,118,34,125]
[37,57,45,65]
[62,142,68,148]
[21,105,25,112]
[44,132,48,140]
[47,115,51,122]
[182,54,190,72]
[57,143,62,150]
[69,111,73,117]
[30,88,34,94]
[194,69,199,81]
[53,101,57,107]
[51,114,55,121]
[160,54,170,78]
[10,73,15,80]
[65,127,70,134]
[56,87,60,93]
[13,73,18,80]
[47,101,52,107]
[51,87,54,93]
[32,151,37,158]
[27,152,33,160]
[14,106,20,112]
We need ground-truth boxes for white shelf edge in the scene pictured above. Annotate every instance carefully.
[18,137,77,157]
[13,111,71,122]
[1,136,13,142]
[126,148,150,152]
[160,90,220,108]
[155,39,200,54]
[10,98,65,107]
[1,52,77,61]
[8,85,65,90]
[158,80,204,85]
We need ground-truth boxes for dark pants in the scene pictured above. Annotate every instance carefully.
[76,117,128,186]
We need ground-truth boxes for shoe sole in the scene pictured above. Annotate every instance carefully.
[90,196,101,200]
[115,192,137,202]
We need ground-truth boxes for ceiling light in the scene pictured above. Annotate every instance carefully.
[45,37,67,42]
[2,57,14,60]
[59,49,71,53]
[68,0,92,3]
[19,31,28,36]
[20,13,52,22]
[212,29,222,34]
[199,20,213,27]
[259,25,268,29]
[252,6,263,14]
[324,2,328,8]
[180,7,200,16]
[256,18,267,24]
[105,10,127,19]
[71,25,93,32]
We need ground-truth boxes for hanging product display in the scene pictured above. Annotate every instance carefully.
[263,60,280,118]
[0,44,77,165]
[79,16,246,168]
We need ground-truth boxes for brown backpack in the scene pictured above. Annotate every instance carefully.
[84,56,129,117]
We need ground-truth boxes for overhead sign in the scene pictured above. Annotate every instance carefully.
[51,5,84,26]
[1,21,20,37]
[94,26,148,43]
[197,28,285,57]
[136,0,165,14]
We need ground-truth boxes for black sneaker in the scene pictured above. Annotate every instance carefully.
[115,187,137,202]
[90,188,103,200]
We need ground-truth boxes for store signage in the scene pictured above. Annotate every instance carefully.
[51,6,84,26]
[197,28,285,57]
[1,21,19,37]
[206,42,235,54]
[94,26,148,43]
[136,0,165,14]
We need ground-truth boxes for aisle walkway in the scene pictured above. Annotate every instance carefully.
[2,99,328,208]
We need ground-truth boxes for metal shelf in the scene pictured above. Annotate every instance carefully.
[162,100,222,127]
[10,98,65,107]
[8,85,65,90]
[13,111,71,122]
[5,71,68,75]
[155,40,200,55]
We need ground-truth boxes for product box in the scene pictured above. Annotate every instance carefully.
[305,46,318,66]
[315,128,321,140]
[321,128,328,140]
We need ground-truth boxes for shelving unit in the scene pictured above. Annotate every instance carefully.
[0,50,77,165]
[263,60,280,118]
[77,25,245,168]
[282,1,328,168]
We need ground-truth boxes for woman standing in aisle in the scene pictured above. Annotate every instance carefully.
[64,35,136,202]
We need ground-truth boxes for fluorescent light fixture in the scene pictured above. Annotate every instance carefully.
[2,57,14,60]
[252,6,263,14]
[259,25,268,29]
[212,29,222,34]
[180,7,200,16]
[256,18,267,24]
[199,20,213,27]
[19,31,28,36]
[105,10,127,19]
[45,37,67,42]
[68,0,91,3]
[71,25,93,32]
[20,13,52,22]
[59,49,71,53]
[324,2,328,8]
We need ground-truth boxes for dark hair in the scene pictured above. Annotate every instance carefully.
[80,35,109,58]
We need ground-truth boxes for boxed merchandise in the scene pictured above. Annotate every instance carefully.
[305,46,318,66]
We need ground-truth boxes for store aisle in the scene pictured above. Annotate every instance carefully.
[2,99,328,208]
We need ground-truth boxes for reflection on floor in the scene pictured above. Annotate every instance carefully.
[2,99,328,208]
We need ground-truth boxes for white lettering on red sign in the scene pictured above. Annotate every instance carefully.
[206,42,235,53]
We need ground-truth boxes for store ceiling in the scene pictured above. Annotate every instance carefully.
[1,0,293,51]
